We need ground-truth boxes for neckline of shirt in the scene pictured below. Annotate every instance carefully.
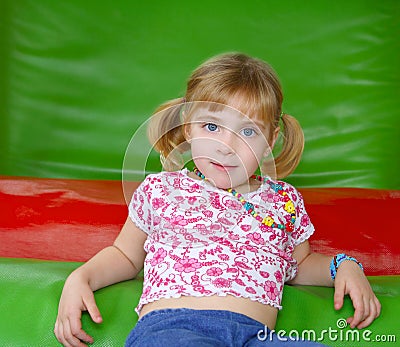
[180,168,270,198]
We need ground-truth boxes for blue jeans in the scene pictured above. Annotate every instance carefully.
[125,308,327,346]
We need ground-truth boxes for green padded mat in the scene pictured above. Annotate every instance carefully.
[0,258,398,346]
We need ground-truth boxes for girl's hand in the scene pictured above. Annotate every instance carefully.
[54,272,102,347]
[333,261,381,329]
[54,218,146,346]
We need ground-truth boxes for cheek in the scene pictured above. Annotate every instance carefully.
[240,140,265,160]
[190,138,214,157]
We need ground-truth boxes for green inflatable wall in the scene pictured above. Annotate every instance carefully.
[1,0,399,189]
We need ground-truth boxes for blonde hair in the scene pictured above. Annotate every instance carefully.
[147,52,304,178]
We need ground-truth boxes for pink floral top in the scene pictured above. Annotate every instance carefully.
[129,169,314,314]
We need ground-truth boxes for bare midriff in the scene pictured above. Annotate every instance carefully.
[139,295,278,329]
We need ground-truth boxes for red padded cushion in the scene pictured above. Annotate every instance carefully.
[0,176,399,275]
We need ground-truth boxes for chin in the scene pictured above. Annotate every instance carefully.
[215,182,232,190]
[205,177,230,190]
[215,176,246,190]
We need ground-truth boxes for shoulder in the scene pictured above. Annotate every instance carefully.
[264,178,305,207]
[137,170,185,192]
[263,177,300,195]
[141,170,182,183]
[278,180,301,196]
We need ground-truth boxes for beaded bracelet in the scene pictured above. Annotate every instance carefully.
[330,253,364,280]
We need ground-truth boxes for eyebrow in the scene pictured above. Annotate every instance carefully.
[192,114,265,130]
[192,114,223,124]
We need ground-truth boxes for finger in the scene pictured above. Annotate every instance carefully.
[333,280,345,310]
[357,300,373,329]
[63,318,88,347]
[69,315,94,344]
[60,334,74,347]
[374,297,382,318]
[54,320,72,347]
[362,295,370,321]
[346,316,354,327]
[54,320,66,346]
[349,295,365,329]
[356,299,376,329]
[83,293,103,324]
[358,296,382,329]
[54,320,60,342]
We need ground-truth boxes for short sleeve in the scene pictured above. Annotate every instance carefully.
[283,182,315,246]
[128,175,153,235]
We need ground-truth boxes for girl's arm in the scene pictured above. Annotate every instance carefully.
[84,217,147,291]
[288,240,381,329]
[54,217,147,347]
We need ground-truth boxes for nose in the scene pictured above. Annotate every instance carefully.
[216,130,237,155]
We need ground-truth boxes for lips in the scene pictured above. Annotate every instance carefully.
[211,162,237,171]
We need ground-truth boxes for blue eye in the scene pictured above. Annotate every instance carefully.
[205,123,218,132]
[241,128,256,137]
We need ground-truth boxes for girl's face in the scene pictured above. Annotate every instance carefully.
[185,103,279,192]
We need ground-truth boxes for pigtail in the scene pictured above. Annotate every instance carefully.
[274,113,305,179]
[147,97,189,171]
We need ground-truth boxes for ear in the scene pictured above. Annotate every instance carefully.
[183,123,192,143]
[270,126,280,149]
[263,127,280,157]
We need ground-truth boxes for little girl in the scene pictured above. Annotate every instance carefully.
[54,53,380,347]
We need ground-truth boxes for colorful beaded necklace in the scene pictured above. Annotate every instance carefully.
[193,167,296,232]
